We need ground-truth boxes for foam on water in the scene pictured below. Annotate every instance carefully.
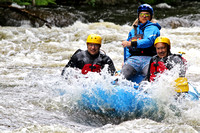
[0,22,200,132]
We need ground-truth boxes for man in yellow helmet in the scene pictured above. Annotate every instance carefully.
[61,34,116,76]
[146,36,188,92]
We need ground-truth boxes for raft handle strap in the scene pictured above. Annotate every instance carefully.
[188,82,200,97]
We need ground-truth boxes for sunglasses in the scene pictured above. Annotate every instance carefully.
[139,13,150,17]
[87,43,100,48]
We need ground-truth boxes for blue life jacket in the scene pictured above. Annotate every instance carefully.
[124,20,161,61]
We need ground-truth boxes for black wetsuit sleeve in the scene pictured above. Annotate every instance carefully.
[146,58,153,82]
[171,55,186,77]
[61,49,81,76]
[107,57,116,76]
[65,55,78,68]
[103,55,116,76]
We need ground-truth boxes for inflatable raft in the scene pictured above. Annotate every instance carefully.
[79,84,158,118]
[78,75,199,118]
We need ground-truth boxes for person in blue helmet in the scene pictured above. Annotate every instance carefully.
[121,4,161,81]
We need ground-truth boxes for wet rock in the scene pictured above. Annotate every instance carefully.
[0,6,81,27]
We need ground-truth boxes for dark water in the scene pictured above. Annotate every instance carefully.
[73,1,200,25]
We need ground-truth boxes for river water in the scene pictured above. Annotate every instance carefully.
[0,2,200,133]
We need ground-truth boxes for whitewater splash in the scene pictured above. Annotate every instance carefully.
[0,21,200,132]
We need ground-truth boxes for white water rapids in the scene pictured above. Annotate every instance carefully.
[0,21,200,132]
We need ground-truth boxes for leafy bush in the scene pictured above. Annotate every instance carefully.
[10,0,56,6]
[87,0,96,7]
[35,0,56,6]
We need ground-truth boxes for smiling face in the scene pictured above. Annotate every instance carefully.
[138,11,151,24]
[155,42,168,58]
[87,43,101,55]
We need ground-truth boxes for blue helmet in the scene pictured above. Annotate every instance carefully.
[137,4,154,15]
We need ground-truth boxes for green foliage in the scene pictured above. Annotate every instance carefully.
[0,0,11,2]
[10,0,56,6]
[35,0,56,6]
[11,0,29,5]
[88,0,96,7]
[144,0,156,4]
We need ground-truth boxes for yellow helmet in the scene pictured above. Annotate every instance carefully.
[154,36,171,46]
[86,34,102,45]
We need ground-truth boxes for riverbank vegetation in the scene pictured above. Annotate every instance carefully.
[0,0,195,6]
[0,0,56,6]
